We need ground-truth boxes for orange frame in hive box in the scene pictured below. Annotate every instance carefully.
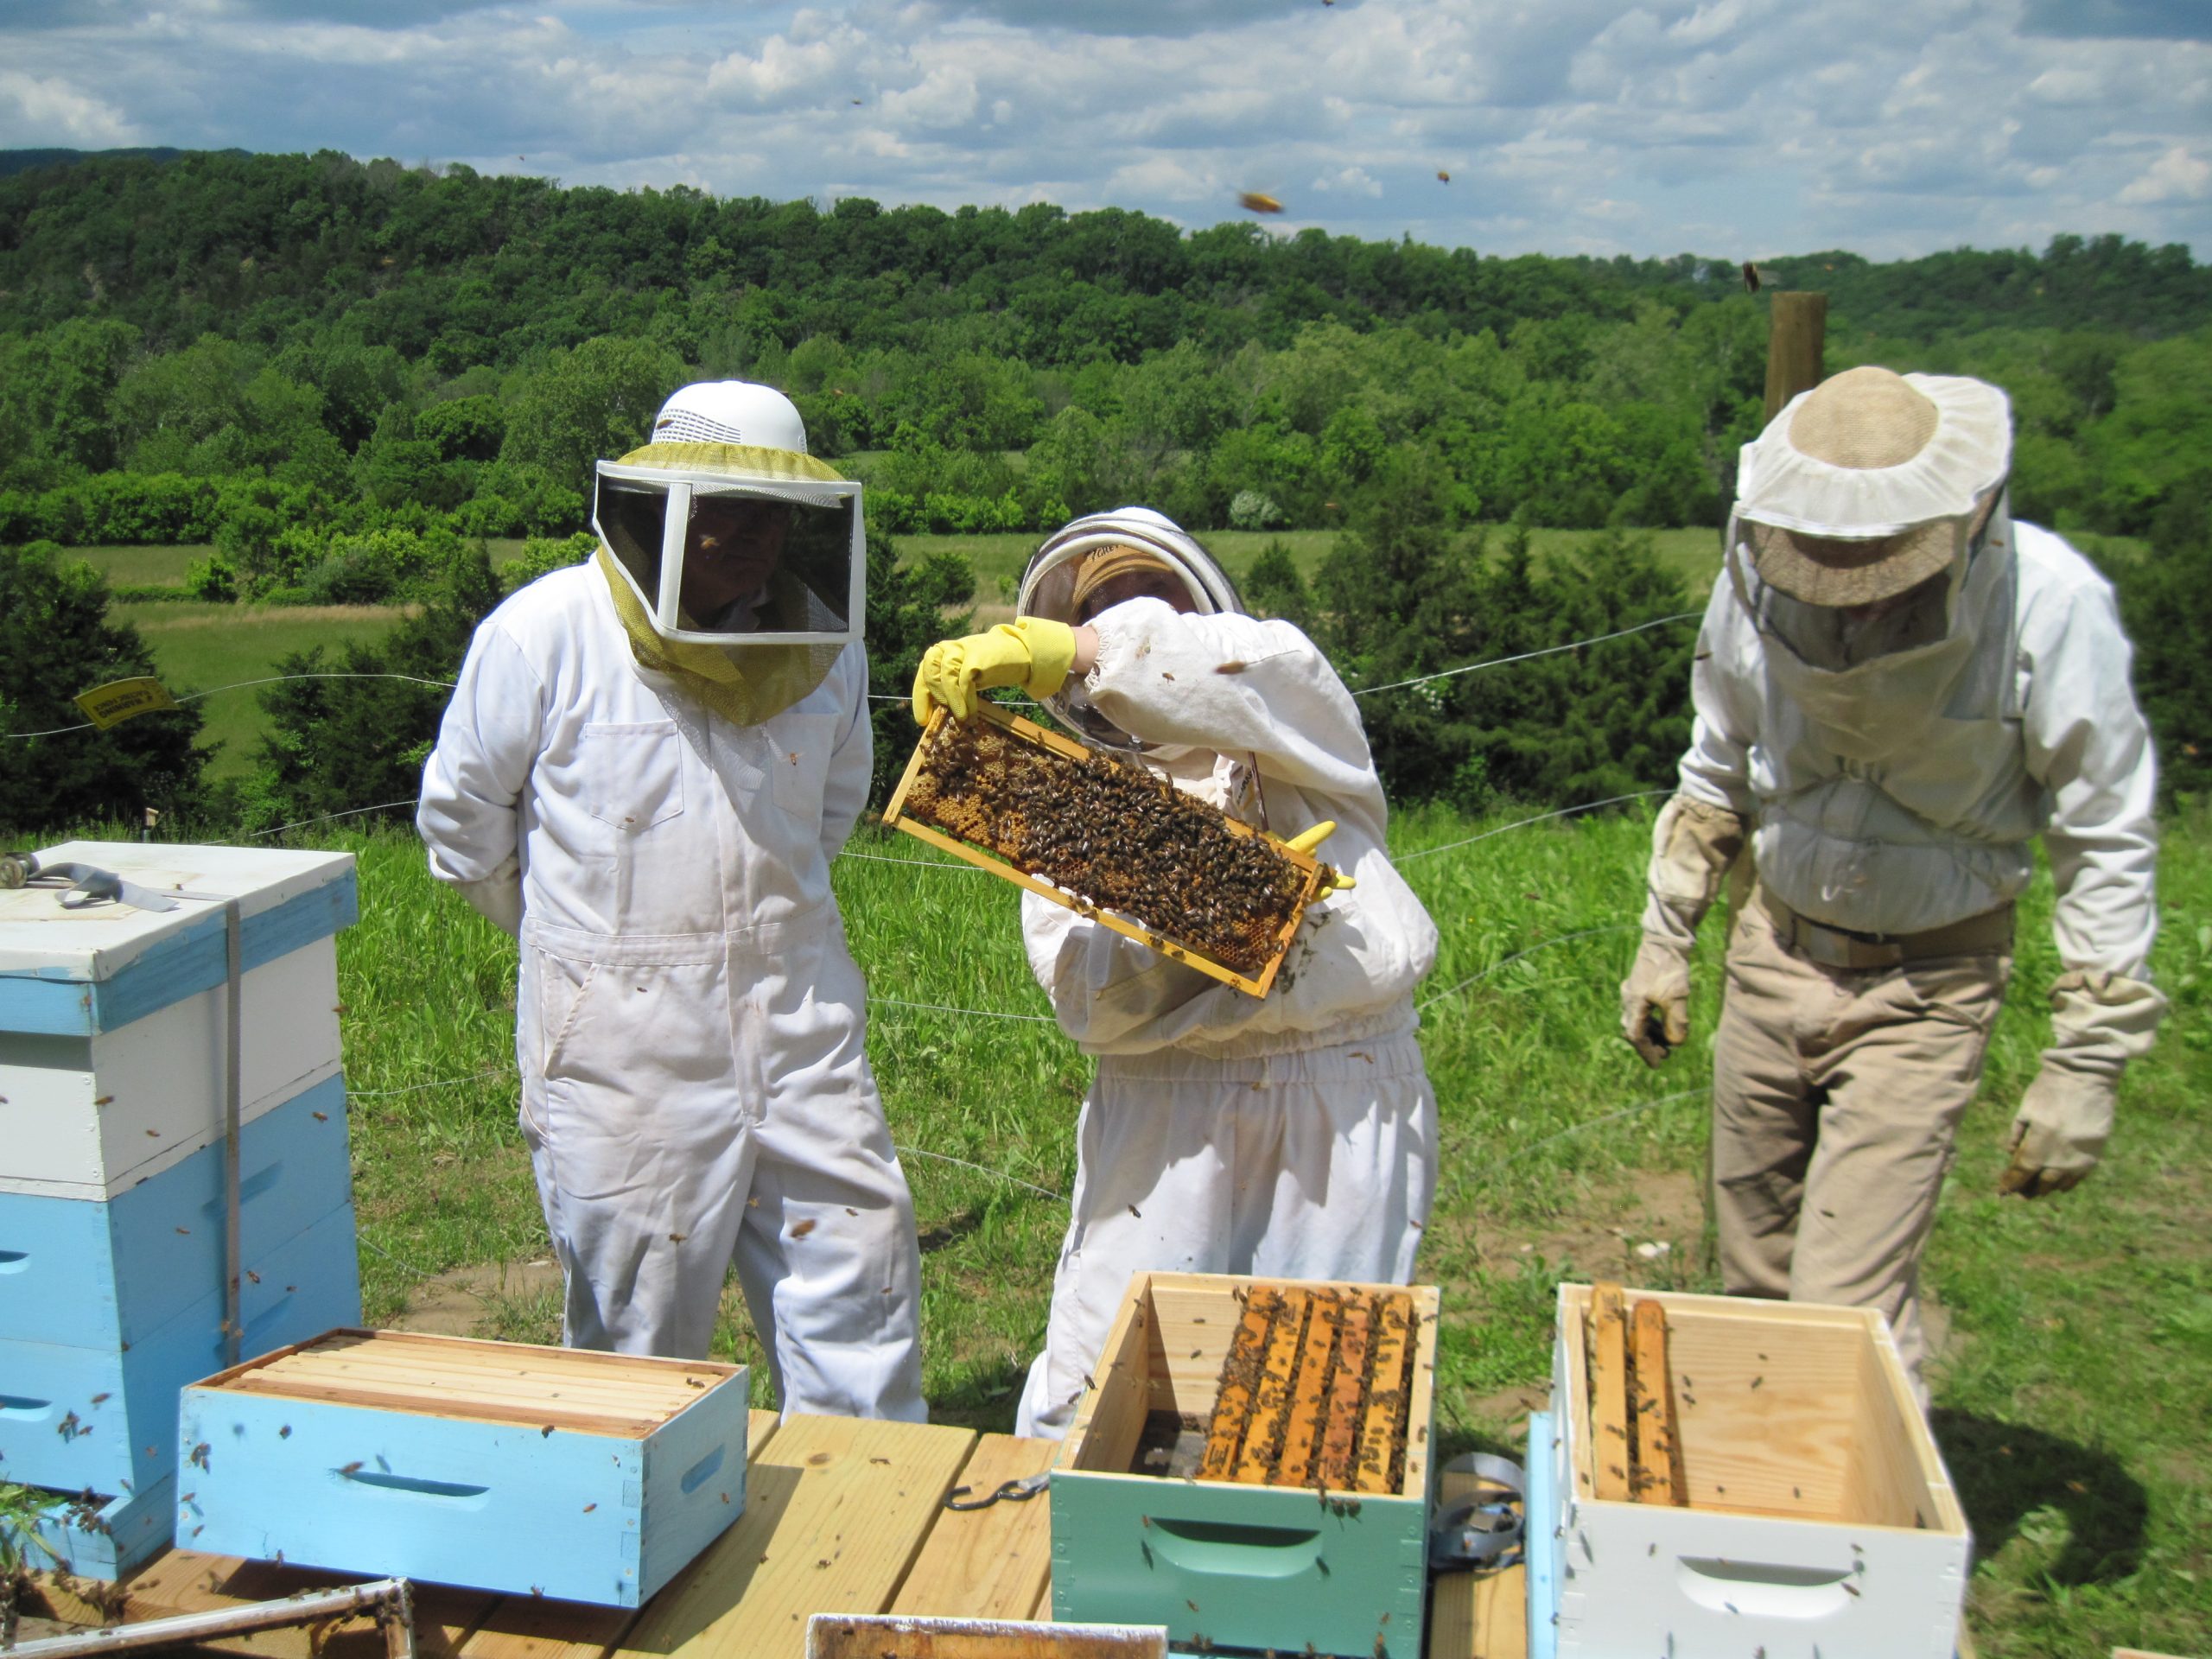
[881,702,1327,998]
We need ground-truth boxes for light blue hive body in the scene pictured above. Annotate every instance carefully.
[0,843,363,1578]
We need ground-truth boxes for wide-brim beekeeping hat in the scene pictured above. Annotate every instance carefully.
[1734,367,2012,607]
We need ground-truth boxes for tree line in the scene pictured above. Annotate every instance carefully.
[0,148,2206,832]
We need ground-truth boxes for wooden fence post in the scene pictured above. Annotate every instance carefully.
[1763,290,1829,423]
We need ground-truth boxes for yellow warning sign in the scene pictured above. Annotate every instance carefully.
[73,677,180,730]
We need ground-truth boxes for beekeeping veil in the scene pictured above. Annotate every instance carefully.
[1725,367,2014,760]
[593,380,864,726]
[1016,507,1244,753]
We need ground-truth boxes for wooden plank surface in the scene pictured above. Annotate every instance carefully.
[35,1548,495,1659]
[617,1413,978,1659]
[1588,1282,1630,1503]
[1425,1462,1526,1659]
[885,1436,1058,1621]
[809,1616,1167,1658]
[456,1410,784,1659]
[1628,1298,1683,1507]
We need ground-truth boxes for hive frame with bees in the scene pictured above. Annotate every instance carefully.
[881,702,1327,998]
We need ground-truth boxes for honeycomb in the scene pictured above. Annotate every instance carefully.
[899,714,1313,976]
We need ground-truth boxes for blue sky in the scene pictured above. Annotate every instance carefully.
[2,0,2206,259]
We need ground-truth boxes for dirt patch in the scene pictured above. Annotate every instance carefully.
[1460,1166,1709,1286]
[385,1258,565,1338]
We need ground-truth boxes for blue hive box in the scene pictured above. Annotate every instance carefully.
[0,843,361,1573]
[181,1332,753,1607]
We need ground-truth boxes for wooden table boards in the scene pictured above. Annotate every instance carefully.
[30,1414,1520,1658]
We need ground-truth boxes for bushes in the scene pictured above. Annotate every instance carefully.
[1313,457,1695,809]
[2114,475,2212,803]
[0,541,207,834]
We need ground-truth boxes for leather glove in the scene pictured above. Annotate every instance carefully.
[1620,934,1692,1068]
[912,618,1079,722]
[1999,1068,2112,1198]
[1998,969,2165,1198]
[1281,820,1357,894]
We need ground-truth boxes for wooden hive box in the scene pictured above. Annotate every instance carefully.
[1537,1284,1970,1659]
[179,1331,753,1608]
[0,842,354,1201]
[0,843,362,1556]
[1050,1270,1440,1658]
[883,704,1329,998]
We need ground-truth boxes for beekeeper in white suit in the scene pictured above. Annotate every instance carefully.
[1621,366,2164,1390]
[912,507,1440,1439]
[418,380,925,1421]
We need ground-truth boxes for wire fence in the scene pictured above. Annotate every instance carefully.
[6,613,1694,740]
[12,611,1690,1221]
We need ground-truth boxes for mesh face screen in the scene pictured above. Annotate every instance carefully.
[594,475,857,635]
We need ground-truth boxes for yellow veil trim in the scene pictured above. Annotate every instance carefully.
[594,442,851,726]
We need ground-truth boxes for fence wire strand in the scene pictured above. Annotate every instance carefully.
[5,671,458,741]
[1350,611,1700,697]
[1399,790,1672,862]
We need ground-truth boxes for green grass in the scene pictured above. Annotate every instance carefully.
[278,798,2210,1655]
[114,601,408,779]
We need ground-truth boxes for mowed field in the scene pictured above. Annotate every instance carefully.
[249,801,2210,1659]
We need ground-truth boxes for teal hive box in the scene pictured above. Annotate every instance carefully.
[180,1330,752,1608]
[1050,1271,1440,1659]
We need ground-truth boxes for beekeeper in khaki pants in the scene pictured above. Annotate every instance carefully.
[1621,366,2165,1396]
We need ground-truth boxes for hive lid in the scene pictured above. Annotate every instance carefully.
[0,842,355,980]
[198,1329,746,1437]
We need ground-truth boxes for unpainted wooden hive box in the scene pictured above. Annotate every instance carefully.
[179,1330,753,1607]
[1050,1270,1440,1659]
[1539,1283,1970,1659]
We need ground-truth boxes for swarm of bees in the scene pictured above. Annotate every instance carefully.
[902,716,1308,975]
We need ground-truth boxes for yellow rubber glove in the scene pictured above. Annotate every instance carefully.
[1281,820,1357,894]
[911,618,1079,722]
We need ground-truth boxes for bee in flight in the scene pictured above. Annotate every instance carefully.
[1238,192,1285,215]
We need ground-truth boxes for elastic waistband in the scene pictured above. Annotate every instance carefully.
[524,904,832,966]
[1098,1027,1427,1085]
[1758,888,2013,970]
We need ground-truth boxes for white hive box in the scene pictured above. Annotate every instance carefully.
[0,842,354,1200]
[1538,1284,1970,1659]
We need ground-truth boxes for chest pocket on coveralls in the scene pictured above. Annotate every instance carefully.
[768,713,837,822]
[578,721,685,832]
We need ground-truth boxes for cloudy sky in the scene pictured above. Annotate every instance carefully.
[2,0,2208,260]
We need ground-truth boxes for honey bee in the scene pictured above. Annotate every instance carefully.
[1238,192,1284,214]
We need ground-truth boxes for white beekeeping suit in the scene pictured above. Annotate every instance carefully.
[916,507,1440,1440]
[1620,367,2164,1392]
[418,380,925,1421]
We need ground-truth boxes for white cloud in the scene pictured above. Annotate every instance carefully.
[0,69,139,146]
[1312,165,1382,198]
[2120,144,2211,203]
[0,0,2205,257]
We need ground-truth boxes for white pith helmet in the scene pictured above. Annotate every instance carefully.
[650,380,811,454]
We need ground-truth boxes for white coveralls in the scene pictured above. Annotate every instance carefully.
[1676,512,2159,1379]
[418,564,926,1420]
[1014,597,1440,1439]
